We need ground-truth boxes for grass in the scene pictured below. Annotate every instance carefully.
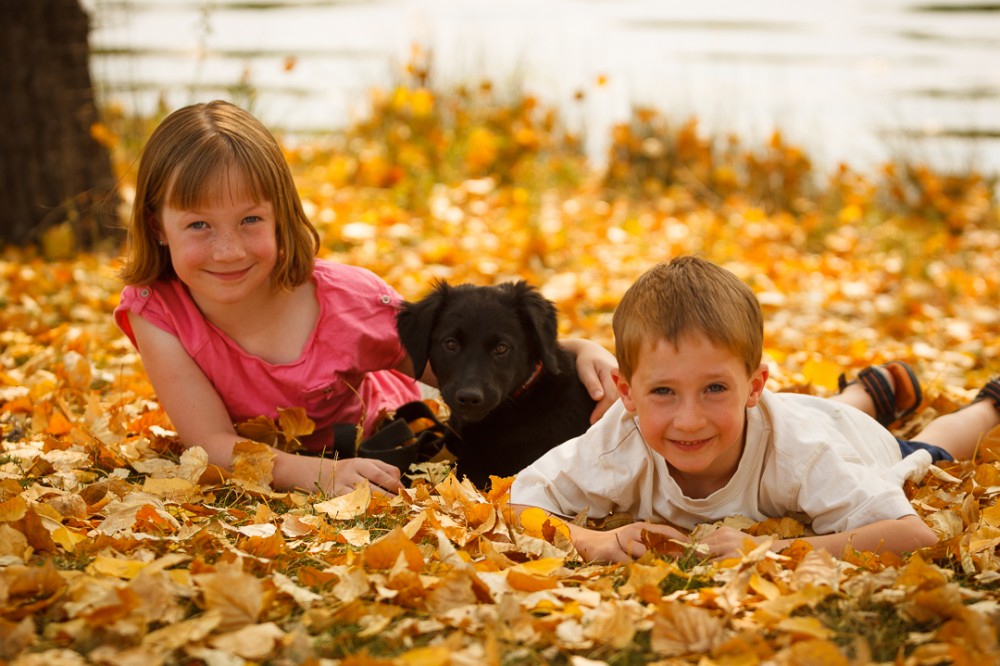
[813,596,917,662]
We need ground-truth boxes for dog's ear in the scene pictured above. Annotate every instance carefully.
[396,281,450,379]
[512,281,562,373]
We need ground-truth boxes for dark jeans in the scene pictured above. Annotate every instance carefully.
[897,437,954,463]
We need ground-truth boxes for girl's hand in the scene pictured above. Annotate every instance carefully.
[560,338,620,422]
[328,458,403,496]
[571,522,689,563]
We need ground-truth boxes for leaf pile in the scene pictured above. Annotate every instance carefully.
[3,76,1000,663]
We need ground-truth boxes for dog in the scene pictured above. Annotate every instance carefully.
[396,280,597,487]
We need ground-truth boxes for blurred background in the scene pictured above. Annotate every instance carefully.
[83,0,1000,176]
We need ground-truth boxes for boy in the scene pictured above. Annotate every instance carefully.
[511,256,1000,562]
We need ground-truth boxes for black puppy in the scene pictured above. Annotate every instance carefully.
[396,280,596,487]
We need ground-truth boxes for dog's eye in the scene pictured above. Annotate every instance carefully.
[493,342,510,355]
[443,338,459,352]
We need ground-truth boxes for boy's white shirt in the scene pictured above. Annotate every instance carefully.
[511,390,932,535]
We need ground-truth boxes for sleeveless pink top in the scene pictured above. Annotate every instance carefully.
[115,260,421,452]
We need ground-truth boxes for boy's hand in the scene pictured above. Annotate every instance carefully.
[571,522,689,563]
[697,526,765,560]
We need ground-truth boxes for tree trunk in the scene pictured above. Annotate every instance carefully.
[0,0,121,251]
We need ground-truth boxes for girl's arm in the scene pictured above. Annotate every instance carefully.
[698,514,937,559]
[128,313,401,495]
[558,338,619,422]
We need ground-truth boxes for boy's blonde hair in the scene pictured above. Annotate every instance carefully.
[613,256,763,380]
[119,100,320,288]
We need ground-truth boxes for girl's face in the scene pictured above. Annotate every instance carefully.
[616,332,767,498]
[157,168,278,310]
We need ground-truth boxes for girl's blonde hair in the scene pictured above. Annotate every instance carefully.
[119,100,320,287]
[613,256,763,380]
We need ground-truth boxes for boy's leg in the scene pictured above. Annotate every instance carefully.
[913,378,1000,460]
[833,362,921,426]
[832,379,879,415]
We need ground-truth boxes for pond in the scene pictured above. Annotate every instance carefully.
[83,0,1000,176]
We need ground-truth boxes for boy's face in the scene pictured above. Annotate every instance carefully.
[615,332,767,498]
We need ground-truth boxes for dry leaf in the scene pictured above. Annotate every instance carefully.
[314,481,371,520]
[650,602,727,656]
[231,440,275,490]
[194,561,264,632]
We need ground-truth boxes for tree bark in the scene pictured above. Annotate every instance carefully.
[0,0,121,250]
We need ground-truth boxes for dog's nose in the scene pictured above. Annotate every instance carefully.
[455,389,484,407]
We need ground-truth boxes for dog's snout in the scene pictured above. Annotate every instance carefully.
[455,388,484,407]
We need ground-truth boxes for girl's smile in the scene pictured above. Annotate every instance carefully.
[158,168,278,312]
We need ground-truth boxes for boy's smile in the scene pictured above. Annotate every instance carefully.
[616,332,768,498]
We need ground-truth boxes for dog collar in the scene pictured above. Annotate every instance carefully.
[513,361,544,398]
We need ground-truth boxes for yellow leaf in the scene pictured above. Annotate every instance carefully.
[774,616,834,639]
[410,88,435,118]
[88,555,151,580]
[51,526,89,553]
[749,572,781,601]
[0,495,28,522]
[519,507,571,542]
[396,645,451,666]
[802,358,842,391]
[511,557,566,576]
[314,481,372,520]
[142,476,197,500]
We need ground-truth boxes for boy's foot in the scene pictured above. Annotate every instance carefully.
[837,361,923,427]
[972,377,1000,413]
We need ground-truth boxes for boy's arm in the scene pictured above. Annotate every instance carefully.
[128,313,401,495]
[699,514,937,559]
[510,504,689,563]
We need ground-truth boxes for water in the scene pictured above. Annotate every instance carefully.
[84,0,1000,175]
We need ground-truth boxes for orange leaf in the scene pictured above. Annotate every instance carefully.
[363,525,424,571]
[133,504,178,536]
[241,531,286,559]
[507,569,558,592]
[277,407,315,439]
[45,410,74,435]
[641,529,688,557]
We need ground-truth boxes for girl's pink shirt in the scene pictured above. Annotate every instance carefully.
[114,259,421,452]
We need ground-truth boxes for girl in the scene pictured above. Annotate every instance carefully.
[115,100,619,496]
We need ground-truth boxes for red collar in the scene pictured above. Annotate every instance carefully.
[512,361,544,398]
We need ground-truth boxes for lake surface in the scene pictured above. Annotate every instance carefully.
[83,0,1000,176]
